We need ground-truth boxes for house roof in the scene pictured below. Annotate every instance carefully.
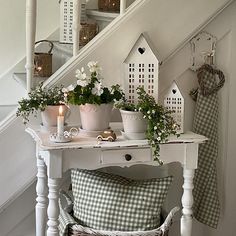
[124,33,161,63]
[164,80,184,99]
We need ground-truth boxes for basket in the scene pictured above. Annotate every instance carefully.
[59,189,179,236]
[98,0,120,12]
[67,207,179,236]
[80,22,98,46]
[34,40,54,77]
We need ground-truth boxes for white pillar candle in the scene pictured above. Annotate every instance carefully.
[57,105,64,136]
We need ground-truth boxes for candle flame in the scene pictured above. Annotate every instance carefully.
[59,105,63,116]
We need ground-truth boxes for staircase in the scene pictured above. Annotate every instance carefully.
[0,0,234,235]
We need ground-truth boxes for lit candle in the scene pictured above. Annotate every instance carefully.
[57,105,64,136]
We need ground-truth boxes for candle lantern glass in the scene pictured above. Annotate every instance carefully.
[98,0,120,12]
[34,40,53,77]
[79,22,98,47]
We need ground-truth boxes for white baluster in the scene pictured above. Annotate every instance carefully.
[47,178,60,236]
[120,0,127,14]
[181,168,195,236]
[73,0,81,56]
[25,0,37,92]
[36,156,48,236]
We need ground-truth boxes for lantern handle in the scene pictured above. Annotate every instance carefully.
[35,40,54,54]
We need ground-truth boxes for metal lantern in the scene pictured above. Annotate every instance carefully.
[123,34,160,103]
[164,81,184,133]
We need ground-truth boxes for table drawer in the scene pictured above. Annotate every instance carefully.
[101,147,152,164]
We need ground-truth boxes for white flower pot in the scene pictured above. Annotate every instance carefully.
[120,109,147,134]
[79,103,113,131]
[41,105,69,127]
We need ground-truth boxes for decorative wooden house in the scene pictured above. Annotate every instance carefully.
[123,34,160,103]
[59,0,87,43]
[164,81,184,133]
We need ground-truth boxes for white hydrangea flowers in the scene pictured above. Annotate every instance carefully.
[63,61,103,95]
[92,81,104,96]
[87,61,101,73]
[63,61,124,106]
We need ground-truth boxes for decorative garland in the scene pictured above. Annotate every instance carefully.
[197,64,225,97]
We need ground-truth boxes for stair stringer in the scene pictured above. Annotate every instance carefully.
[0,115,37,210]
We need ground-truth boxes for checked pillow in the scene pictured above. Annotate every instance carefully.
[71,169,173,231]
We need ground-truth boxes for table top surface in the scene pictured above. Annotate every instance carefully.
[26,123,208,151]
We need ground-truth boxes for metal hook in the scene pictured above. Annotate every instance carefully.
[201,50,215,66]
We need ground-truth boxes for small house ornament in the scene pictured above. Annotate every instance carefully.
[123,33,160,103]
[164,81,184,133]
[59,0,87,43]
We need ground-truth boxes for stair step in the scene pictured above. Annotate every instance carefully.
[86,9,119,31]
[53,41,73,57]
[86,9,119,22]
[13,73,48,89]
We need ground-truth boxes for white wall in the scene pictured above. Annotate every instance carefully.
[0,0,59,78]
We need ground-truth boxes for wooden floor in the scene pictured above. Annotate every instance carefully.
[6,211,35,236]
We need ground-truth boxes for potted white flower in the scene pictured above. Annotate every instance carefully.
[63,61,124,132]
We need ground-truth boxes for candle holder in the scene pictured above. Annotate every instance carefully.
[50,127,78,143]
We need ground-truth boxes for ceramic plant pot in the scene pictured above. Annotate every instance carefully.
[41,105,70,127]
[79,103,113,131]
[120,109,147,137]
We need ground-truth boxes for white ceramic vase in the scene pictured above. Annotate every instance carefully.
[120,109,147,139]
[79,103,113,131]
[41,105,69,127]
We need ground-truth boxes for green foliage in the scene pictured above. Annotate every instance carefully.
[16,83,65,124]
[64,62,124,106]
[115,87,179,165]
[136,87,179,164]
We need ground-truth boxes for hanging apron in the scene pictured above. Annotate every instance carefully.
[191,64,225,228]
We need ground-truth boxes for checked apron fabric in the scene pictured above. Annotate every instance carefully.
[192,64,225,228]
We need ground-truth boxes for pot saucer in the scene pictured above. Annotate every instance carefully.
[120,130,146,140]
[79,127,110,137]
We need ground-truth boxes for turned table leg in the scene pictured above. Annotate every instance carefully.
[47,178,60,236]
[181,168,195,236]
[36,156,48,236]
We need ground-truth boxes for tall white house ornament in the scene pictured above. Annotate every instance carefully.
[123,34,160,103]
[164,81,184,133]
[59,0,87,43]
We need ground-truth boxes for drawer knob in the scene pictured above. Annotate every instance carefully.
[125,154,132,161]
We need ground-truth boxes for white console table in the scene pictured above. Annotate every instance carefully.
[26,125,207,236]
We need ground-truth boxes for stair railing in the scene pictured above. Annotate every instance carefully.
[73,0,81,56]
[120,0,127,14]
[25,0,37,92]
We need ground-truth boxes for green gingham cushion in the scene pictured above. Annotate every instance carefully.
[71,169,173,231]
